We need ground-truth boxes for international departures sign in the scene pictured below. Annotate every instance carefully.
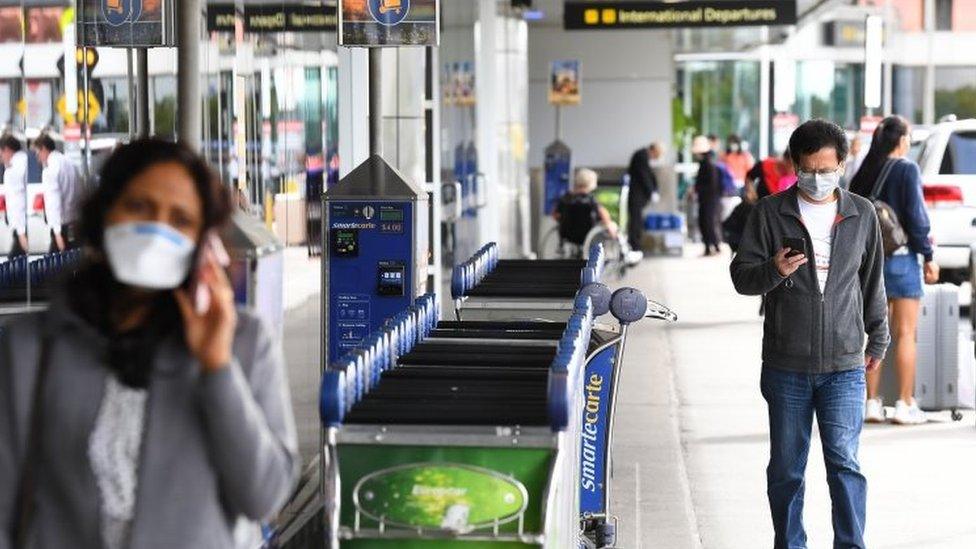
[206,3,339,33]
[564,1,797,30]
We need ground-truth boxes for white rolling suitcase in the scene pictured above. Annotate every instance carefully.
[880,283,975,420]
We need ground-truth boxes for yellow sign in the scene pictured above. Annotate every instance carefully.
[56,91,101,125]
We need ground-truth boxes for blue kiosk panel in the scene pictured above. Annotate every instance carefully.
[327,200,415,363]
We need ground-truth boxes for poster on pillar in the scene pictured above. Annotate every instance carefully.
[77,0,176,47]
[338,0,439,47]
[549,60,581,106]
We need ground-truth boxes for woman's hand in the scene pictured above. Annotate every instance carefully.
[923,261,940,285]
[174,252,237,372]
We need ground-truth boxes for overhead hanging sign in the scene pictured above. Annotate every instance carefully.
[338,0,439,47]
[242,4,338,33]
[77,0,176,47]
[206,4,237,33]
[564,1,797,30]
[549,60,581,106]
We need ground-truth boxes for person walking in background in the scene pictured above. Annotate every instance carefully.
[33,133,84,252]
[1,134,28,257]
[626,141,661,251]
[745,150,796,202]
[843,132,864,189]
[0,139,299,548]
[731,119,888,549]
[721,133,755,186]
[850,115,939,425]
[692,135,723,256]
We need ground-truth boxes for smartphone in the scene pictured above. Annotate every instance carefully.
[783,237,806,258]
[189,231,231,314]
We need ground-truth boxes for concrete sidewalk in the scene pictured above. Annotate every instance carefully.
[612,248,976,548]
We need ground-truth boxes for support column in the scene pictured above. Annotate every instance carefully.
[137,49,150,138]
[475,0,499,247]
[177,0,202,149]
[368,49,382,157]
[758,46,770,160]
[338,48,370,177]
[923,0,936,125]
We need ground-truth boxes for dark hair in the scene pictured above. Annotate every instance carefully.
[70,138,233,388]
[788,119,849,168]
[0,134,22,152]
[80,138,232,251]
[707,133,719,142]
[33,133,57,153]
[849,115,909,197]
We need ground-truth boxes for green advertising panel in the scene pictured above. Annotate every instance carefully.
[355,463,528,531]
[338,444,555,545]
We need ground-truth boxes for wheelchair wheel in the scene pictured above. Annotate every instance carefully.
[539,227,582,260]
[583,227,627,279]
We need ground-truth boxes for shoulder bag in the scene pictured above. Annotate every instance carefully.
[869,159,910,256]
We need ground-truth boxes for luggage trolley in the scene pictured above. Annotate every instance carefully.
[452,242,606,322]
[319,293,595,547]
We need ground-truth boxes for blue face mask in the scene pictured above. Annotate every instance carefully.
[797,170,841,201]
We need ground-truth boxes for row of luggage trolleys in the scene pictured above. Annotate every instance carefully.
[0,249,84,303]
[451,242,606,322]
[309,242,675,548]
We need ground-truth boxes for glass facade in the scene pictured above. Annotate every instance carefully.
[680,60,761,153]
[893,65,926,123]
[793,61,865,130]
[935,66,976,120]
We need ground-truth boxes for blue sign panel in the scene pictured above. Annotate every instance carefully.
[368,0,410,26]
[579,345,616,515]
[543,142,571,216]
[101,0,138,27]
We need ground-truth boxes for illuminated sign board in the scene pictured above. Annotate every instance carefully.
[78,0,176,47]
[242,4,338,33]
[206,4,237,33]
[339,0,439,47]
[564,1,797,30]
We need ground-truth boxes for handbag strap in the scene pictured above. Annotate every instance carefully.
[870,159,898,200]
[13,333,52,548]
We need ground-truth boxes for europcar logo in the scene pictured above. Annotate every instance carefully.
[102,0,141,27]
[368,0,410,27]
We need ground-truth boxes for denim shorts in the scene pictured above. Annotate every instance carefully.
[884,253,923,299]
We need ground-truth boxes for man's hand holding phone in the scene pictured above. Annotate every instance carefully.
[174,232,236,373]
[774,238,808,278]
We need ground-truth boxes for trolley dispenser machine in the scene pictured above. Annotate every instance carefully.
[323,155,429,368]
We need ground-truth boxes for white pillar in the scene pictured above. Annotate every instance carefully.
[759,46,771,160]
[475,0,500,247]
[338,47,370,177]
[923,0,936,125]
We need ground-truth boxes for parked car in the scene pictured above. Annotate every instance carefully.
[915,118,976,284]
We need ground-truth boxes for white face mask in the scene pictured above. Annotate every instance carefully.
[797,170,842,201]
[104,222,196,289]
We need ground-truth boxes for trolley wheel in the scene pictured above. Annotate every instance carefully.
[951,409,963,422]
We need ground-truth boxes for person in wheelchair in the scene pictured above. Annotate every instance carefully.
[552,168,618,249]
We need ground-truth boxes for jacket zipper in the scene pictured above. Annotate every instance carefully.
[796,216,843,372]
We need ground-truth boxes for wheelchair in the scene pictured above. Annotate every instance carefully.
[538,223,631,279]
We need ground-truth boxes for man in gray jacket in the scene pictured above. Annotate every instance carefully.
[730,119,889,549]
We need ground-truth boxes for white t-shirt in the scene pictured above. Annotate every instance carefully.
[798,196,838,293]
[3,150,28,233]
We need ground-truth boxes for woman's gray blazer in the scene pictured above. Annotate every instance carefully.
[0,295,300,548]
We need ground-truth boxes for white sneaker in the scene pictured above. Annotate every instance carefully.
[864,398,885,423]
[625,250,644,266]
[892,399,927,425]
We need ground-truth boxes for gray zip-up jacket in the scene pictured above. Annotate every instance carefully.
[0,294,299,548]
[730,186,890,373]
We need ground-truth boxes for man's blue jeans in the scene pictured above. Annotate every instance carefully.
[760,366,867,549]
